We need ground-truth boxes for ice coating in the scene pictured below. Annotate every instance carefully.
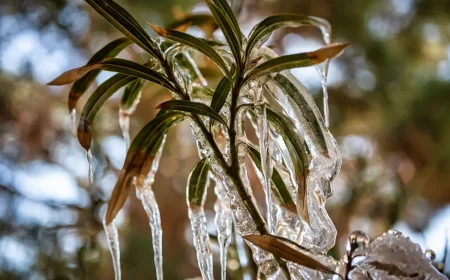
[235,106,280,276]
[135,137,166,280]
[235,231,253,280]
[188,207,214,280]
[70,108,77,135]
[86,149,94,185]
[189,118,280,277]
[251,80,274,233]
[137,187,163,279]
[317,23,331,128]
[258,46,341,176]
[315,63,330,128]
[119,90,142,150]
[103,220,121,280]
[213,175,233,280]
[353,230,446,280]
[254,46,341,253]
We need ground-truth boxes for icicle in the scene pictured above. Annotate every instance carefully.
[137,187,163,280]
[213,176,232,280]
[235,230,253,280]
[235,106,279,277]
[318,19,332,128]
[118,109,131,150]
[86,149,94,185]
[136,136,166,280]
[252,80,274,233]
[119,91,142,150]
[70,108,77,135]
[103,220,121,280]
[188,206,214,280]
[315,62,330,128]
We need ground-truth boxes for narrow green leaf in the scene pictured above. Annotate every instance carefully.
[245,14,330,60]
[78,74,136,150]
[271,74,328,155]
[212,0,243,44]
[187,158,210,206]
[243,43,350,84]
[266,108,309,223]
[243,234,338,277]
[205,0,242,65]
[247,144,296,212]
[105,112,184,224]
[192,86,215,99]
[68,37,132,111]
[157,100,228,128]
[85,0,158,56]
[210,77,231,113]
[149,23,231,79]
[48,58,177,92]
[200,38,226,47]
[121,78,144,109]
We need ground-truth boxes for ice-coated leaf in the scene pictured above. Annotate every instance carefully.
[157,100,228,128]
[205,0,242,66]
[210,77,231,113]
[121,78,144,109]
[266,108,309,223]
[210,0,242,45]
[149,23,231,79]
[244,43,350,84]
[272,74,328,156]
[187,158,210,206]
[85,0,158,56]
[68,37,132,111]
[78,74,137,150]
[247,144,296,213]
[105,112,184,224]
[48,58,177,92]
[244,234,337,276]
[246,14,330,59]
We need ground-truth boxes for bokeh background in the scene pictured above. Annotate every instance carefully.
[0,0,449,279]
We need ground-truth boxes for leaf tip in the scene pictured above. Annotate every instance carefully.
[148,22,170,37]
[77,118,92,151]
[47,75,65,86]
[310,42,350,64]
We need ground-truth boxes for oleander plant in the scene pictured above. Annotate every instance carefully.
[49,0,447,279]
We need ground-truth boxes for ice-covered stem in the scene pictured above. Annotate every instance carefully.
[227,73,291,278]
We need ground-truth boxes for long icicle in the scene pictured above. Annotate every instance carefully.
[86,149,94,185]
[316,62,330,128]
[235,229,253,280]
[188,205,214,280]
[136,136,166,280]
[187,155,213,280]
[317,25,332,128]
[253,80,274,233]
[235,105,279,277]
[70,108,77,135]
[213,175,233,280]
[103,220,121,280]
[119,90,142,150]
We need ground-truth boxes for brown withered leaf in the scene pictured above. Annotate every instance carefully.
[105,150,152,224]
[296,173,309,225]
[244,234,339,277]
[308,42,350,64]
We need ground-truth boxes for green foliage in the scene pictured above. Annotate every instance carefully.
[187,158,210,206]
[49,0,349,276]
